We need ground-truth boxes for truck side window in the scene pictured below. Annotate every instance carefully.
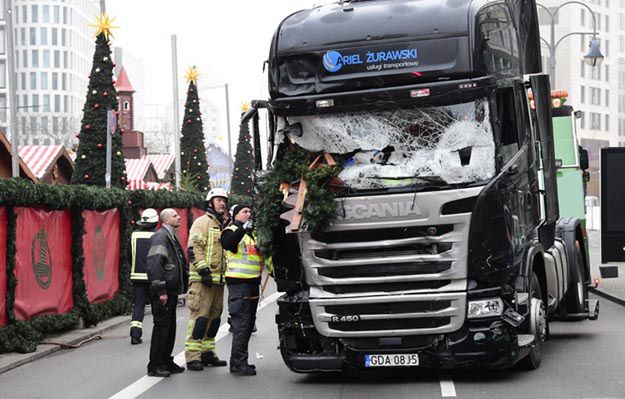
[476,4,520,76]
[497,87,519,165]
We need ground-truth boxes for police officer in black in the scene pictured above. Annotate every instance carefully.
[146,208,189,377]
[129,208,158,345]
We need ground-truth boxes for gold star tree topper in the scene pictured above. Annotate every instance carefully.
[185,67,200,85]
[90,13,118,40]
[241,102,251,113]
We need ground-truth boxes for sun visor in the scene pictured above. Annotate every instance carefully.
[270,37,473,98]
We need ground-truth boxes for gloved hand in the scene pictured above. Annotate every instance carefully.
[243,221,254,232]
[198,268,213,287]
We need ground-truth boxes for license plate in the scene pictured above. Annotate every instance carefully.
[364,354,419,367]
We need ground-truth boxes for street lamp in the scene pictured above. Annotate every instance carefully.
[537,1,604,88]
[584,37,604,67]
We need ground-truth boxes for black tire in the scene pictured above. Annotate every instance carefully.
[519,272,547,370]
[565,240,588,314]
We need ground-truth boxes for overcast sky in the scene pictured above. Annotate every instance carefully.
[107,0,335,151]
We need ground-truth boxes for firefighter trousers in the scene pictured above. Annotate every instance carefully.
[227,282,259,368]
[130,281,149,338]
[184,282,224,363]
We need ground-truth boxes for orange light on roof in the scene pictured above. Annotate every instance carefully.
[551,90,569,99]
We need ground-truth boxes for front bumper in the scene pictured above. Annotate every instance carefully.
[280,323,528,372]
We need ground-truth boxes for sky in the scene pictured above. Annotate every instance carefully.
[106,0,335,153]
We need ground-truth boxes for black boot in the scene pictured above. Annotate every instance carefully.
[230,364,256,376]
[186,360,204,371]
[131,337,142,345]
[201,352,227,367]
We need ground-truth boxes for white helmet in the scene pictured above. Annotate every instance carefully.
[206,188,228,202]
[140,208,158,224]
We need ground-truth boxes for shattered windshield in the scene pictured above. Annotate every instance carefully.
[285,99,496,189]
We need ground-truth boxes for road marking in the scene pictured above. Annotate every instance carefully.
[109,291,281,399]
[439,375,457,397]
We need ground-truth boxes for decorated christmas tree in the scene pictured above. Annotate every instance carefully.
[179,67,210,192]
[71,14,127,187]
[230,103,254,200]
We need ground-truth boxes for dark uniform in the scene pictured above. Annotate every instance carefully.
[129,225,156,343]
[221,220,263,376]
[146,225,189,376]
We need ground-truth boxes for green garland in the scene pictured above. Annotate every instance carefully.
[256,146,341,257]
[0,179,204,353]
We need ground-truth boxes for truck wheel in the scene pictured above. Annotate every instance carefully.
[520,272,547,370]
[565,240,588,315]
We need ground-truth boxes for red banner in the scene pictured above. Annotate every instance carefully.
[0,207,7,326]
[191,207,205,223]
[83,210,120,303]
[14,208,73,320]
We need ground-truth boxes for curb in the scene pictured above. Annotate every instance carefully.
[0,315,131,375]
[589,287,625,308]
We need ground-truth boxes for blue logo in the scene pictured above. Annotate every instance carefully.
[323,51,344,72]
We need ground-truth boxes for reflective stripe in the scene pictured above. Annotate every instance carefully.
[185,341,202,351]
[130,272,148,281]
[202,339,215,350]
[225,233,262,279]
[194,260,208,270]
[147,244,168,258]
[189,271,222,283]
[189,271,201,282]
[131,231,154,281]
[130,321,143,329]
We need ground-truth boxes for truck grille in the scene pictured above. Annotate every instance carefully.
[322,280,451,294]
[315,243,452,260]
[325,300,452,315]
[317,261,452,278]
[311,225,454,243]
[309,293,467,337]
[329,317,450,332]
[299,187,481,337]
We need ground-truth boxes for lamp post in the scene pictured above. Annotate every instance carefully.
[537,1,604,88]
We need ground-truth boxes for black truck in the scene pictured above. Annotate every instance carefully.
[248,0,599,371]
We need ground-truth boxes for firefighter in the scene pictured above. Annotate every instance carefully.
[184,188,229,371]
[221,204,262,376]
[129,208,158,345]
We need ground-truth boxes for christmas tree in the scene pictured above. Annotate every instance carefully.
[179,67,210,192]
[71,14,127,187]
[230,103,254,200]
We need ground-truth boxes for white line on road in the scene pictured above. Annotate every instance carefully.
[108,291,282,399]
[439,375,457,397]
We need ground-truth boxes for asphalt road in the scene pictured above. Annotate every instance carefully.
[1,282,624,399]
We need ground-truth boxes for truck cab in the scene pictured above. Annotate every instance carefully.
[254,0,596,372]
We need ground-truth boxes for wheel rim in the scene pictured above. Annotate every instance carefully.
[531,298,547,343]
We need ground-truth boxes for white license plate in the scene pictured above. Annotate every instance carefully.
[364,354,419,367]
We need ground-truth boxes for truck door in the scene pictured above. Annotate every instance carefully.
[494,83,537,267]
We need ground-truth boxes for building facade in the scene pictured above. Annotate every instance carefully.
[1,0,100,147]
[538,0,625,198]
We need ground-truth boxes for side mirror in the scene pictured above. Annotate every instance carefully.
[579,147,589,171]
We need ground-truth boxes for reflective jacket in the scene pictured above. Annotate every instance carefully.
[187,210,226,285]
[130,228,155,282]
[223,225,262,280]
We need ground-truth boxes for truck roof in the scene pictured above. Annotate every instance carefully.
[276,0,475,55]
[268,0,541,99]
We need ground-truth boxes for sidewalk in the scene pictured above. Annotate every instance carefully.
[0,315,130,375]
[587,229,625,305]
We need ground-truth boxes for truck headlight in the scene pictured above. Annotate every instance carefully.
[467,298,504,319]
